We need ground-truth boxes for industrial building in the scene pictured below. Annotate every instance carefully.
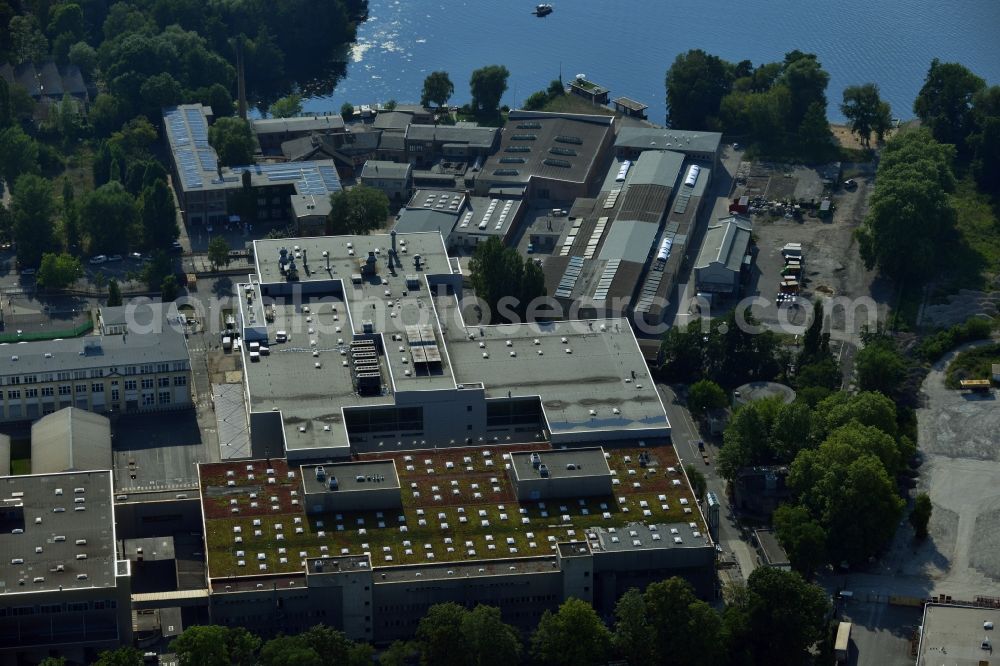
[30,408,112,475]
[164,105,343,233]
[393,190,526,250]
[0,471,133,663]
[916,603,1000,665]
[476,111,615,199]
[614,127,723,174]
[250,114,346,154]
[694,215,753,295]
[236,231,668,463]
[0,317,192,423]
[198,442,714,643]
[360,161,414,203]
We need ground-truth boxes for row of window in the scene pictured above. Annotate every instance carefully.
[0,600,117,617]
[0,362,188,387]
[3,376,186,401]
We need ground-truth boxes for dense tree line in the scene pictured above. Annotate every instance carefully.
[80,570,829,666]
[664,49,837,161]
[468,237,546,324]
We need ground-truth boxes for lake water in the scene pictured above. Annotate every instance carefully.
[304,0,1000,124]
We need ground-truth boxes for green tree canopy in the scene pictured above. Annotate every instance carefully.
[412,603,519,666]
[259,635,322,666]
[717,397,811,479]
[773,503,827,576]
[91,646,144,666]
[724,567,830,666]
[857,128,956,281]
[326,185,389,236]
[415,602,471,666]
[612,588,652,666]
[914,58,986,147]
[841,83,893,148]
[340,102,354,121]
[139,179,179,249]
[644,577,724,665]
[469,65,509,115]
[269,93,303,118]
[665,49,733,129]
[0,125,39,185]
[11,173,55,268]
[468,236,546,324]
[207,235,231,270]
[855,335,908,397]
[421,71,454,108]
[780,51,830,128]
[209,117,255,167]
[37,252,82,289]
[80,181,138,254]
[170,625,260,666]
[531,597,611,666]
[687,379,728,416]
[107,278,123,306]
[910,492,933,540]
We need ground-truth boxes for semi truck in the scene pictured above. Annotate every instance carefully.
[834,621,852,662]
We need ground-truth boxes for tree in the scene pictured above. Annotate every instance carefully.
[797,101,834,161]
[67,40,97,78]
[170,625,260,666]
[107,278,123,306]
[612,589,652,666]
[37,252,83,289]
[468,237,545,324]
[460,604,522,666]
[641,577,724,665]
[856,129,957,281]
[89,93,124,138]
[80,182,138,254]
[841,83,893,148]
[813,391,898,442]
[421,71,454,108]
[0,126,40,185]
[326,185,389,236]
[415,602,471,666]
[665,49,733,129]
[49,3,85,41]
[688,379,727,416]
[855,337,907,397]
[717,397,795,480]
[914,59,986,147]
[659,320,706,383]
[11,174,55,268]
[724,567,829,666]
[773,504,828,576]
[0,78,11,129]
[522,90,549,111]
[91,647,144,666]
[139,179,179,249]
[781,51,830,128]
[469,65,509,115]
[269,93,303,118]
[160,274,179,301]
[209,116,255,167]
[38,658,66,666]
[340,102,354,121]
[684,463,707,500]
[196,83,235,118]
[531,598,611,666]
[910,492,932,540]
[208,235,231,270]
[379,641,420,666]
[259,635,321,666]
[298,625,374,666]
[9,14,48,64]
[139,72,183,118]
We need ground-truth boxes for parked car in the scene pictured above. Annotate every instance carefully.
[20,268,36,276]
[89,255,107,265]
[107,254,123,263]
[129,252,143,261]
[170,241,183,254]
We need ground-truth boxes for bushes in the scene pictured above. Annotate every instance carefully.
[916,316,993,361]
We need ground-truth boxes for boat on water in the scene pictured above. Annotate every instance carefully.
[534,4,553,16]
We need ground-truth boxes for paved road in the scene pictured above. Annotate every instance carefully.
[658,383,759,582]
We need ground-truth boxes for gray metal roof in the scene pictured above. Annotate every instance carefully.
[627,150,684,188]
[31,408,112,475]
[251,115,344,135]
[509,448,610,482]
[0,321,189,379]
[587,521,710,552]
[598,219,659,264]
[0,470,118,595]
[361,160,413,181]
[695,215,752,272]
[300,461,400,495]
[405,124,498,149]
[393,209,458,237]
[373,111,414,132]
[615,127,722,156]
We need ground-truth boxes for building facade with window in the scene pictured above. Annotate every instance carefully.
[0,323,191,423]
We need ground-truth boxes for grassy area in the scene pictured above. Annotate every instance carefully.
[945,342,1000,388]
[541,94,614,116]
[9,438,30,475]
[947,176,1000,289]
[202,445,702,578]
